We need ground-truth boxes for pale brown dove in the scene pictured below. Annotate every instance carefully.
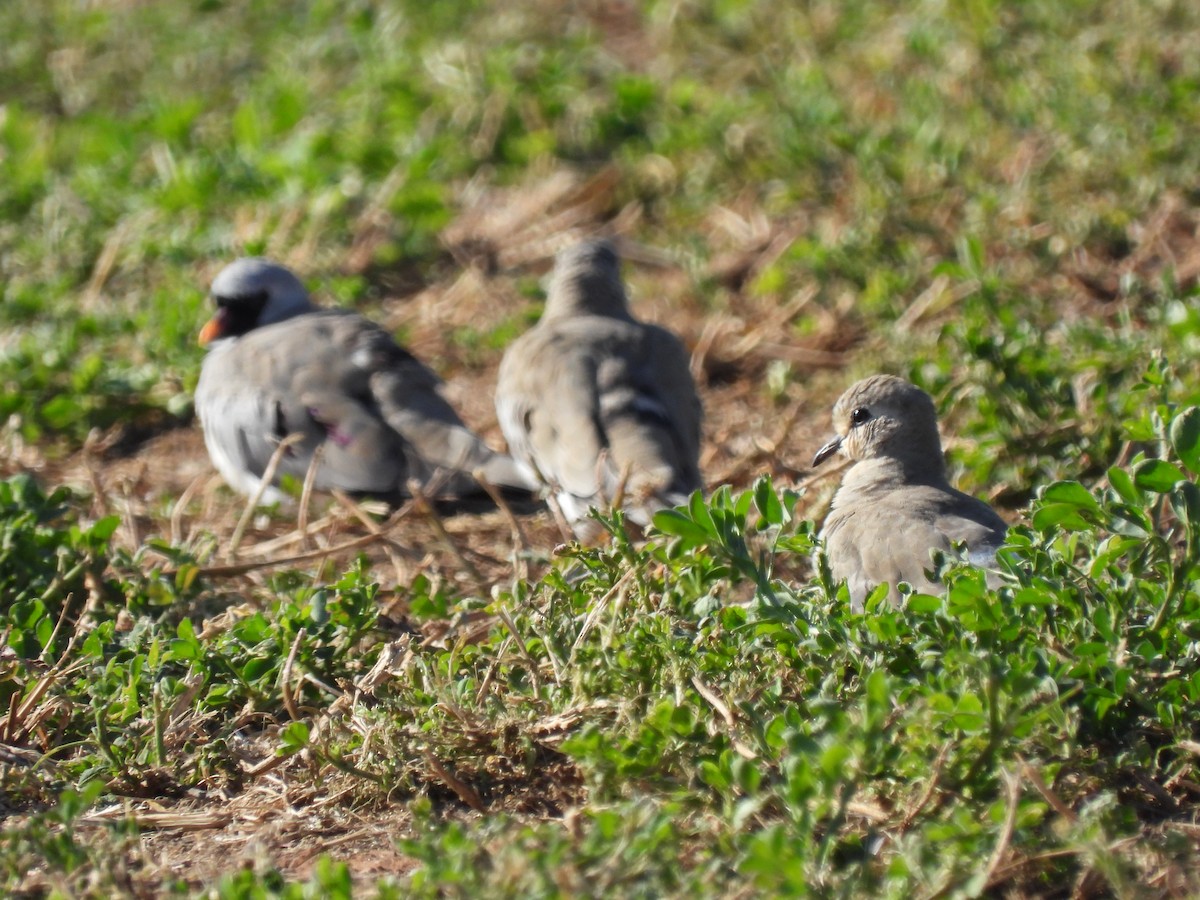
[495,239,703,536]
[195,257,538,504]
[812,374,1007,606]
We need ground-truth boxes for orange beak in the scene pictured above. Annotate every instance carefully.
[198,309,228,346]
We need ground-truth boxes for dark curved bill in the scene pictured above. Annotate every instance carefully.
[811,435,842,467]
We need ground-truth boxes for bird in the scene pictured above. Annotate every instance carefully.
[811,374,1007,606]
[495,239,703,537]
[194,257,538,505]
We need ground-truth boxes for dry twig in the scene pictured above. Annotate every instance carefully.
[280,630,305,722]
[982,769,1022,888]
[423,752,486,812]
[226,433,304,562]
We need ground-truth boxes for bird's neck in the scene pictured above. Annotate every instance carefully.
[259,298,317,327]
[544,276,632,321]
[840,453,948,494]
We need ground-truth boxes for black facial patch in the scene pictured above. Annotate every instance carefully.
[213,289,270,337]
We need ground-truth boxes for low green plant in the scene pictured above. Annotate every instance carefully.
[0,475,118,658]
[391,397,1200,896]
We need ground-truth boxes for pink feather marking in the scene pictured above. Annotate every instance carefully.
[308,408,354,447]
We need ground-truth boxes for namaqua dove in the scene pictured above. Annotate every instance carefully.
[195,257,538,504]
[811,375,1007,606]
[495,239,703,537]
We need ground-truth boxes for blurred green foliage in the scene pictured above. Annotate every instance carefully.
[3,0,1200,894]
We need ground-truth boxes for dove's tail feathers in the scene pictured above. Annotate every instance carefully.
[472,453,542,494]
[367,365,536,497]
[602,406,701,495]
[594,414,702,530]
[395,434,540,498]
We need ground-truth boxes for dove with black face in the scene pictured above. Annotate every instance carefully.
[812,374,1007,606]
[195,257,537,504]
[495,240,703,536]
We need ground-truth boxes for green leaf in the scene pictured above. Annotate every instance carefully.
[1170,406,1200,473]
[1170,482,1200,529]
[1032,480,1104,532]
[753,477,784,526]
[1132,458,1185,493]
[174,563,199,592]
[168,637,201,662]
[279,721,310,754]
[819,743,851,778]
[688,490,716,535]
[1089,535,1146,576]
[88,515,121,542]
[1106,465,1141,505]
[699,760,730,791]
[1031,505,1091,532]
[1040,481,1101,512]
[1014,588,1056,607]
[1107,502,1152,537]
[906,594,941,614]
[241,657,274,681]
[40,394,84,430]
[732,757,761,793]
[651,509,712,545]
[950,694,986,733]
[733,487,755,520]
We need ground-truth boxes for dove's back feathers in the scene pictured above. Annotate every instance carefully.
[496,240,703,535]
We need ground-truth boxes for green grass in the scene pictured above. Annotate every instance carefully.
[3,0,1200,895]
[7,417,1200,895]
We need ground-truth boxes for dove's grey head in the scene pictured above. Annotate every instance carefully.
[543,239,631,320]
[812,375,945,480]
[200,258,314,345]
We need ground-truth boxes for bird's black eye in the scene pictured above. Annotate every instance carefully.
[850,406,871,427]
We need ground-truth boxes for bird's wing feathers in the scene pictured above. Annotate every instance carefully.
[199,311,534,498]
[198,316,406,493]
[323,314,534,492]
[498,318,702,521]
[593,326,703,510]
[497,325,608,504]
[823,484,1007,605]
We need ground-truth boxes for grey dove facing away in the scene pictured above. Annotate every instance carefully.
[495,239,703,537]
[195,257,538,505]
[811,374,1007,606]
